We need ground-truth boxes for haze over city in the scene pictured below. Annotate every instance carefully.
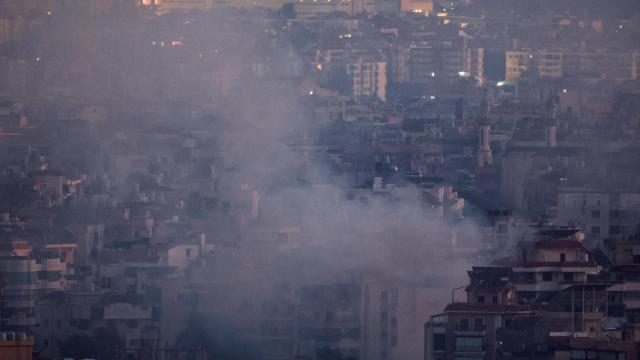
[0,0,639,359]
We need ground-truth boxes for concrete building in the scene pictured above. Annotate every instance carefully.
[425,266,533,360]
[397,43,484,85]
[295,0,376,17]
[477,92,493,167]
[347,59,387,101]
[400,0,433,15]
[512,229,599,305]
[506,49,639,82]
[155,0,214,12]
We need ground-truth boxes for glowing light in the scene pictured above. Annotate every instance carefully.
[562,89,567,93]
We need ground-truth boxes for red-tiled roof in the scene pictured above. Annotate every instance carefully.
[444,303,533,313]
[515,261,596,268]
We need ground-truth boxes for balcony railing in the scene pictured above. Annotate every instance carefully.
[455,324,486,332]
[455,345,485,353]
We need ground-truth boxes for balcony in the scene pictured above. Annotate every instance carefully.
[455,346,485,353]
[5,316,37,327]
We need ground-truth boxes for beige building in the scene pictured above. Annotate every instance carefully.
[154,0,214,11]
[400,0,433,15]
[347,59,387,101]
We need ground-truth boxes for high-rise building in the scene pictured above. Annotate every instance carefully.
[477,91,492,167]
[347,59,387,101]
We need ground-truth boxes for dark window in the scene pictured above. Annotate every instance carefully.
[459,318,469,331]
[610,226,621,235]
[633,255,640,264]
[591,210,600,219]
[492,296,498,304]
[591,226,600,235]
[185,248,191,258]
[542,272,553,281]
[611,210,620,219]
[477,296,485,303]
[432,333,446,351]
[560,253,566,262]
[563,272,574,282]
[474,318,484,331]
[526,272,535,281]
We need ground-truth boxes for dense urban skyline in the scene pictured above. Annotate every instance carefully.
[0,0,639,359]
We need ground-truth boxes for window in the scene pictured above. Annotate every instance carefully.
[591,226,600,235]
[185,248,191,258]
[459,318,470,331]
[560,253,566,262]
[492,296,498,304]
[591,210,600,219]
[542,272,553,281]
[473,318,484,331]
[563,272,574,282]
[477,296,485,303]
[633,255,640,264]
[455,336,482,352]
[432,333,446,351]
[611,210,620,219]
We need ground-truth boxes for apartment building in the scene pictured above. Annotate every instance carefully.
[347,59,387,101]
[506,49,639,82]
